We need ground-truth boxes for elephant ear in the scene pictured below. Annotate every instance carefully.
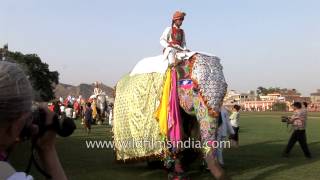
[190,54,228,116]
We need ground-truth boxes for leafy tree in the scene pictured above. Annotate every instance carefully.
[257,86,282,96]
[7,51,59,101]
[257,86,268,95]
[272,102,288,111]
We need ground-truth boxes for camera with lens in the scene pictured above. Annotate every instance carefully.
[281,116,292,124]
[20,105,76,141]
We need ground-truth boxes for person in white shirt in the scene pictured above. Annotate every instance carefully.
[65,105,73,119]
[108,109,113,126]
[229,105,241,147]
[217,106,235,165]
[60,105,66,114]
[160,11,189,65]
[59,96,63,103]
[130,11,197,76]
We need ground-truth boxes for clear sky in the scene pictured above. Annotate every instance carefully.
[1,0,319,96]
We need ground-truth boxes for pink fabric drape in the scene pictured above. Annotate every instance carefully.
[168,68,182,148]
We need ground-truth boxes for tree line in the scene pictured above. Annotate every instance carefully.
[6,51,59,102]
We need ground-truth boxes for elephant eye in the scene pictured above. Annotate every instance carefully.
[193,87,199,93]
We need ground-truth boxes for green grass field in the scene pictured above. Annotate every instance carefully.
[10,112,320,180]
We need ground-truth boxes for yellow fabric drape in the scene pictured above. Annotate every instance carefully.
[113,73,165,161]
[154,69,171,137]
[92,101,97,119]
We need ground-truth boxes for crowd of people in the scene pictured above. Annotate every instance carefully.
[308,103,320,112]
[47,96,83,120]
[47,95,113,130]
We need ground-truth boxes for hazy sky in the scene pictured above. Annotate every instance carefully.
[1,0,319,96]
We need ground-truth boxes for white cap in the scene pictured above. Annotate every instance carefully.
[0,61,33,123]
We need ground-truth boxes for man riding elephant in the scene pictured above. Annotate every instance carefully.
[129,11,198,76]
[160,11,191,65]
[92,81,107,124]
[93,81,103,96]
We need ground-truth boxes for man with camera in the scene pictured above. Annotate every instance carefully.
[282,102,312,158]
[0,61,68,180]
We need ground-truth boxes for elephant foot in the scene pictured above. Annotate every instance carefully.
[168,172,190,180]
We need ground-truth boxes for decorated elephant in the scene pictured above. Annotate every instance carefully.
[95,94,108,124]
[113,53,228,179]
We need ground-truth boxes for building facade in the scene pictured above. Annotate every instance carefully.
[310,89,320,103]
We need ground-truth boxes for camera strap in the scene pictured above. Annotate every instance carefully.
[25,140,52,179]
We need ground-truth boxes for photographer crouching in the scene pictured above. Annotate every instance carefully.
[0,61,75,180]
[282,102,312,158]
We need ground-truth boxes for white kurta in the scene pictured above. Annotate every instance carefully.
[160,26,195,63]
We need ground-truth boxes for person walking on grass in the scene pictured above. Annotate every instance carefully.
[283,102,312,158]
[217,106,235,166]
[229,105,241,148]
[84,102,93,134]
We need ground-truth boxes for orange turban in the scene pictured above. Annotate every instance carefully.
[172,11,186,20]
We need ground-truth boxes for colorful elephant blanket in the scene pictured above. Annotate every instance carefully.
[113,73,165,161]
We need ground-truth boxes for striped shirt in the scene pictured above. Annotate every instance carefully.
[290,109,307,130]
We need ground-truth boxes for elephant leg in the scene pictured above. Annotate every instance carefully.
[164,152,190,180]
[204,149,230,180]
[174,158,184,173]
[167,159,190,180]
[197,117,230,179]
